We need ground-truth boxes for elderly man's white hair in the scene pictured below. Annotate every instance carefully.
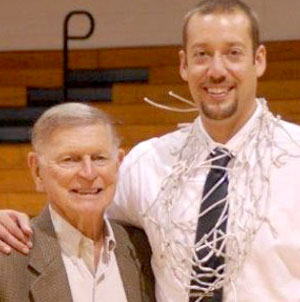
[31,102,120,151]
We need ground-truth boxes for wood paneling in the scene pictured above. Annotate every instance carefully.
[0,69,62,87]
[0,193,46,217]
[268,99,300,123]
[0,144,32,169]
[0,51,62,69]
[0,169,35,192]
[264,40,300,62]
[149,65,182,84]
[97,46,180,68]
[262,60,300,81]
[257,80,300,100]
[0,87,27,107]
[0,50,98,70]
[112,83,191,104]
[93,103,197,125]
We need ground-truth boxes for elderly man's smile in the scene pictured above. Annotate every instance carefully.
[70,188,103,196]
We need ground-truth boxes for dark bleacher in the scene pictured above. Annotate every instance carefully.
[0,66,148,141]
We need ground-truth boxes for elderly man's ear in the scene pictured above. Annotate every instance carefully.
[116,148,125,170]
[117,148,125,168]
[27,152,45,192]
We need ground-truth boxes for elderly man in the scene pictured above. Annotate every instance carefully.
[0,103,155,302]
[1,0,300,302]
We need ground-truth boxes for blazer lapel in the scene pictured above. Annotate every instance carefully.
[28,208,73,302]
[112,222,145,302]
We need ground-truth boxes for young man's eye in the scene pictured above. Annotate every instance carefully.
[231,50,239,55]
[192,50,209,63]
[195,50,207,57]
[228,49,242,58]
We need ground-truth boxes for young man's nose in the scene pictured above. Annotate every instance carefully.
[207,54,227,82]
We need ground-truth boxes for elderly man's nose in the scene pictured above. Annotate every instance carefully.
[78,157,97,180]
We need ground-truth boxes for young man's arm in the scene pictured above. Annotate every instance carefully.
[0,210,32,254]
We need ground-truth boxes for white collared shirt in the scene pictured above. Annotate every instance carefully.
[49,206,128,302]
[109,99,300,302]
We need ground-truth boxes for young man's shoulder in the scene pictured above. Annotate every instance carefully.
[123,122,194,168]
[275,119,300,142]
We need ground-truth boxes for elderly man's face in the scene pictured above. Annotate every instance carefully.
[28,124,123,226]
[179,11,266,129]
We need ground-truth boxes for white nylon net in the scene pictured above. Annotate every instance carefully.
[142,95,300,301]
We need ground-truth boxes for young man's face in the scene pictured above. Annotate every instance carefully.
[179,10,266,128]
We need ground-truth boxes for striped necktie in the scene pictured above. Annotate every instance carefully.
[189,148,232,302]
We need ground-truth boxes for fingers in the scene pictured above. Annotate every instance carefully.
[9,211,33,238]
[0,237,12,254]
[0,210,32,255]
[0,224,30,254]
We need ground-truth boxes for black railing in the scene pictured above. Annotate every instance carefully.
[63,11,95,101]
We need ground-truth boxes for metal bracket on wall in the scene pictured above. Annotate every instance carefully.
[63,10,95,101]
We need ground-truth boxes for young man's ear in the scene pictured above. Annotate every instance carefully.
[179,49,188,82]
[255,44,266,78]
[27,152,45,192]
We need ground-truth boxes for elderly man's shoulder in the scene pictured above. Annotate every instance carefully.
[0,243,31,269]
[111,220,150,247]
[0,212,50,270]
[110,221,154,272]
[0,221,37,300]
[0,209,57,284]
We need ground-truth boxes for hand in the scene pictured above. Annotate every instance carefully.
[0,210,33,255]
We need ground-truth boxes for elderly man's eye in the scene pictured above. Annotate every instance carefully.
[93,155,110,165]
[94,155,106,161]
[62,157,77,162]
[62,157,71,162]
[58,156,79,168]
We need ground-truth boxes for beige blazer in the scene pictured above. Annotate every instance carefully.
[0,208,155,302]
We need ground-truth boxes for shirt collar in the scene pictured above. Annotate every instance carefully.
[196,98,264,155]
[49,205,116,271]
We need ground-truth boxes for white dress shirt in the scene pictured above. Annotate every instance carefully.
[49,206,128,302]
[109,99,300,302]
